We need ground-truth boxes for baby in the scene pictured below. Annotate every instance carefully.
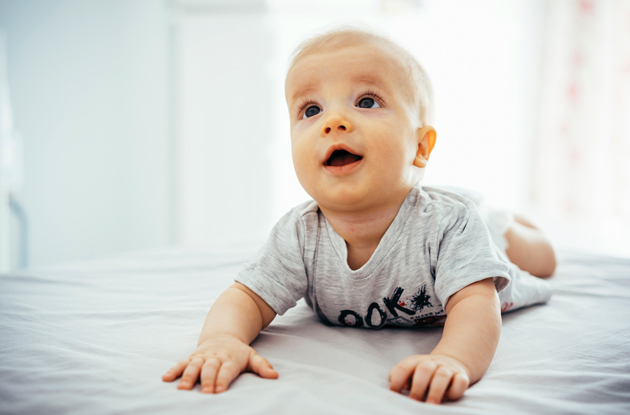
[162,27,556,404]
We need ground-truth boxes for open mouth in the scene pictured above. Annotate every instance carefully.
[324,149,363,167]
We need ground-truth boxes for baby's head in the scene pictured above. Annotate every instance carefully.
[285,27,437,214]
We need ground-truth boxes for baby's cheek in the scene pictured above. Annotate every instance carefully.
[292,151,317,193]
[291,143,309,171]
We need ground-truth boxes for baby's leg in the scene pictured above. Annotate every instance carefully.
[505,215,557,278]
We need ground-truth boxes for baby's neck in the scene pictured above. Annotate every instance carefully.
[320,199,404,271]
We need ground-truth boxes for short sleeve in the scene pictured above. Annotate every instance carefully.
[235,209,308,315]
[433,201,511,309]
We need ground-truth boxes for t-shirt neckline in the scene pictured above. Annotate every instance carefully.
[322,186,421,279]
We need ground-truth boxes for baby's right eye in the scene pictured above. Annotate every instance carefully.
[303,105,321,119]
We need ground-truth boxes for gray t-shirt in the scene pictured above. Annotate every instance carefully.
[236,186,550,328]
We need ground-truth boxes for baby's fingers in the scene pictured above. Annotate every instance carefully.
[247,353,279,379]
[389,356,421,393]
[409,360,438,401]
[445,372,469,401]
[162,358,191,382]
[425,366,453,404]
[200,358,221,393]
[214,360,245,393]
[177,357,203,390]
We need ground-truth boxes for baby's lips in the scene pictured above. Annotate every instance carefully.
[322,143,362,165]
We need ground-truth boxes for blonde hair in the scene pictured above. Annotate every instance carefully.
[287,25,434,125]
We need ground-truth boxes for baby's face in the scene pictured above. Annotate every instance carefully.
[286,44,427,213]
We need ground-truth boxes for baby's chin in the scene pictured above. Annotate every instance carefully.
[307,186,369,211]
[312,185,412,215]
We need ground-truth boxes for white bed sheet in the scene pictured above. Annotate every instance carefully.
[1,244,629,414]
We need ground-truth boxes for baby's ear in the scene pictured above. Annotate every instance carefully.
[414,126,437,168]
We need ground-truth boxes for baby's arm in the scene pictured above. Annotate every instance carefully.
[389,278,501,404]
[162,282,278,393]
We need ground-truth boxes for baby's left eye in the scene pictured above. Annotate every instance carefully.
[357,97,381,109]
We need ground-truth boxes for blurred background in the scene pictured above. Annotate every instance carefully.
[0,0,628,271]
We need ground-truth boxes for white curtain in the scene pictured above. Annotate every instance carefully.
[532,0,630,255]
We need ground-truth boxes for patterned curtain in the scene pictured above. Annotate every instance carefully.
[532,0,630,250]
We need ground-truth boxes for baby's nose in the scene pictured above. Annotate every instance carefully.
[321,114,354,135]
[324,125,345,134]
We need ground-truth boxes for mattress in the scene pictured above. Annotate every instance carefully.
[1,244,629,414]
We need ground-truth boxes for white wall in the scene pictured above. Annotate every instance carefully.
[173,7,275,246]
[0,0,171,267]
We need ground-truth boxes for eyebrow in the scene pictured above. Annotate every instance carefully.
[355,77,387,88]
[289,86,316,103]
[288,74,390,104]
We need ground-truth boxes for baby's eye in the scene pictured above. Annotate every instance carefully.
[357,97,381,109]
[303,105,321,119]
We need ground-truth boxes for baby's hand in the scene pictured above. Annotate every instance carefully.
[389,354,470,404]
[162,334,278,393]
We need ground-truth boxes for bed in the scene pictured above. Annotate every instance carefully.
[1,243,629,414]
